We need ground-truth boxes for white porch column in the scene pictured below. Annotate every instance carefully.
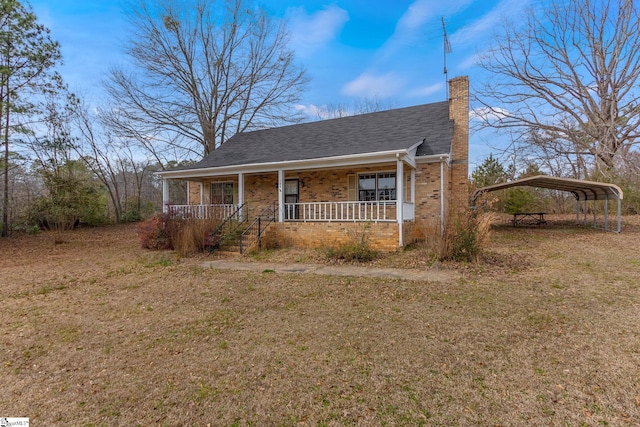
[199,183,204,205]
[278,169,284,222]
[396,158,404,247]
[162,178,170,213]
[238,173,245,219]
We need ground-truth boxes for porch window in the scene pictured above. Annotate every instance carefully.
[358,172,396,201]
[210,182,234,204]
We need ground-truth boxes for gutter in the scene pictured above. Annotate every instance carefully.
[156,148,431,179]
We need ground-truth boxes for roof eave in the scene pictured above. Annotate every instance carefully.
[156,148,423,179]
[415,153,450,163]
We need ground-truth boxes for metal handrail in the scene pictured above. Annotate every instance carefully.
[239,203,277,254]
[204,202,247,250]
[215,202,247,236]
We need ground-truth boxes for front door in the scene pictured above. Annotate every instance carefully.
[284,179,299,219]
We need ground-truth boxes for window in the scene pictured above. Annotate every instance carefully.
[210,182,234,204]
[358,172,396,201]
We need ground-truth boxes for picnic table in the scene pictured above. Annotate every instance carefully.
[512,212,547,226]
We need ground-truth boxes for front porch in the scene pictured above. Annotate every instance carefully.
[160,158,431,248]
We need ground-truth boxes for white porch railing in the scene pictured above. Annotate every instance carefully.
[166,204,238,220]
[284,201,399,222]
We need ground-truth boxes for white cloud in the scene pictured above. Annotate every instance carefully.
[286,5,349,56]
[458,52,482,70]
[342,73,403,98]
[470,106,509,122]
[376,0,475,63]
[409,82,444,98]
[451,0,530,47]
[395,0,433,33]
[294,103,322,117]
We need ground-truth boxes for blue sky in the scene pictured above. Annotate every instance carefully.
[29,0,530,168]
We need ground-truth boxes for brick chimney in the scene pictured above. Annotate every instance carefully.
[448,76,469,214]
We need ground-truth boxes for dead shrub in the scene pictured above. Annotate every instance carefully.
[167,218,221,257]
[137,215,221,255]
[423,210,495,262]
[421,219,445,262]
[258,227,283,250]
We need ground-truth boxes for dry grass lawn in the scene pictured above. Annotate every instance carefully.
[1,219,639,426]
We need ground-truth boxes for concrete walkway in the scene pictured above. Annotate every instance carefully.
[202,259,459,282]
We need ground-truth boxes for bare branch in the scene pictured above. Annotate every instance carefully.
[475,0,640,176]
[104,0,309,158]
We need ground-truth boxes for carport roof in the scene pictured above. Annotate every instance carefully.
[472,175,624,203]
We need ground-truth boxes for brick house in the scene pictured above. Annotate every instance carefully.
[157,76,469,251]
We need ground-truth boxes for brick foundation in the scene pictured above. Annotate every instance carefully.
[272,221,399,252]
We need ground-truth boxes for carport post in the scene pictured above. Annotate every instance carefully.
[576,200,579,224]
[593,200,597,228]
[583,200,587,225]
[604,199,609,231]
[618,197,622,233]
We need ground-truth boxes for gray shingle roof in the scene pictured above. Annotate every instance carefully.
[177,101,453,171]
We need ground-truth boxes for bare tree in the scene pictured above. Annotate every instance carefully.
[475,0,640,176]
[313,97,396,120]
[104,0,308,158]
[74,101,158,222]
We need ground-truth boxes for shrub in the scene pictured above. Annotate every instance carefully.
[27,160,110,229]
[167,218,221,257]
[137,214,172,250]
[449,210,494,262]
[423,210,495,263]
[325,223,379,263]
[120,198,156,223]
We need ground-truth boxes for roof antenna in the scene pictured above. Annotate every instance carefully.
[442,17,452,99]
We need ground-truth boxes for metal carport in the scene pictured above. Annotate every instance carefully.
[471,175,624,233]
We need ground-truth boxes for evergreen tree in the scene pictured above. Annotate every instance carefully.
[471,154,513,188]
[0,0,62,236]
